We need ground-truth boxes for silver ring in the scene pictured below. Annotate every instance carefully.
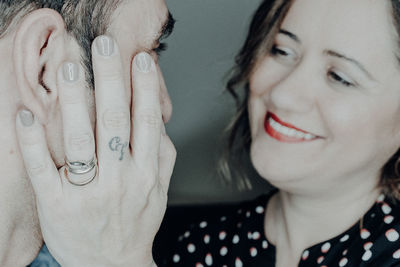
[65,156,97,186]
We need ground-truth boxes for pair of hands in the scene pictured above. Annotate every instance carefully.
[16,36,176,267]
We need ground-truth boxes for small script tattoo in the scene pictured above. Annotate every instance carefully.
[109,137,129,161]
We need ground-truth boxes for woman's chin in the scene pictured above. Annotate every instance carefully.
[250,146,310,190]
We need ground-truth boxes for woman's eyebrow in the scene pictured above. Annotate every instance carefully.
[279,29,301,43]
[324,50,375,81]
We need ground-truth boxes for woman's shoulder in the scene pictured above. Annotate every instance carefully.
[357,194,400,263]
[309,193,400,267]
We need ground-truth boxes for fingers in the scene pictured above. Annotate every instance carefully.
[57,62,96,184]
[16,110,60,198]
[131,52,162,172]
[92,36,131,167]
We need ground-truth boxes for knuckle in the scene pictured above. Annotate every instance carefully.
[135,79,158,93]
[161,137,177,159]
[102,109,130,130]
[19,128,43,146]
[137,109,161,129]
[20,132,39,146]
[60,88,84,105]
[95,63,123,82]
[68,132,94,151]
[27,160,48,177]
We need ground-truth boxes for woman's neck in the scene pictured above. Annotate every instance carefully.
[265,177,381,263]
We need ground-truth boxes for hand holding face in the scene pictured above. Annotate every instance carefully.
[15,36,176,267]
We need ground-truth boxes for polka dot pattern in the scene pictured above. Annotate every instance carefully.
[250,247,257,257]
[205,253,212,265]
[382,203,392,214]
[339,257,348,266]
[161,191,400,266]
[235,257,243,267]
[360,228,371,239]
[385,215,394,224]
[219,231,227,240]
[340,234,349,242]
[172,254,180,263]
[302,250,309,261]
[187,243,196,253]
[262,240,268,249]
[386,229,399,242]
[199,221,208,228]
[393,249,400,259]
[321,242,331,253]
[232,234,239,244]
[203,234,210,244]
[220,246,228,256]
[363,242,373,250]
[362,250,372,261]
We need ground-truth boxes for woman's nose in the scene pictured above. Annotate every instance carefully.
[268,63,317,114]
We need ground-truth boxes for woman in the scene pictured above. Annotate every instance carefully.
[161,0,400,265]
[23,0,400,266]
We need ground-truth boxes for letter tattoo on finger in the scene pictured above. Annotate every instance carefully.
[109,137,129,161]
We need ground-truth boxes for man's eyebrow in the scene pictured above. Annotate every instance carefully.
[324,50,375,81]
[157,12,176,42]
[279,29,301,43]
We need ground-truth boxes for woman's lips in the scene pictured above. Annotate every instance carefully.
[264,112,318,143]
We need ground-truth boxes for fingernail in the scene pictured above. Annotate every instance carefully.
[134,52,153,73]
[63,62,79,82]
[96,35,114,56]
[19,109,34,127]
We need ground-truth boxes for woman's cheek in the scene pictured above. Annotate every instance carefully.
[249,58,290,95]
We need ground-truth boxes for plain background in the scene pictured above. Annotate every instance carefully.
[160,0,272,205]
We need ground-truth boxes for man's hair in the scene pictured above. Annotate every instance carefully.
[0,0,122,90]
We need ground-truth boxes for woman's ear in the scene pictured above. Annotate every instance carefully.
[13,8,67,125]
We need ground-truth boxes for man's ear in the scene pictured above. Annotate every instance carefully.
[13,8,67,124]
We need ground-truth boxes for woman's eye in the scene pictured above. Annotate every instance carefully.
[271,46,289,57]
[328,70,355,87]
[270,45,298,63]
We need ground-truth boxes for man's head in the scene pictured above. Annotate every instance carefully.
[0,0,174,265]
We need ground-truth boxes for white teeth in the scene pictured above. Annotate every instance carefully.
[295,131,305,139]
[288,129,296,136]
[304,133,314,140]
[281,126,290,135]
[269,117,315,140]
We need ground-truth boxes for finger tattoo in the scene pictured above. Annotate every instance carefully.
[109,137,129,161]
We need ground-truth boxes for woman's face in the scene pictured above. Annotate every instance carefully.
[249,0,400,192]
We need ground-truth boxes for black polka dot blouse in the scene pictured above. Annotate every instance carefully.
[158,191,400,267]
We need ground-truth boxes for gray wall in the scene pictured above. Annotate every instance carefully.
[160,0,272,205]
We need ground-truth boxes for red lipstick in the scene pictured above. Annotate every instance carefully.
[264,112,317,143]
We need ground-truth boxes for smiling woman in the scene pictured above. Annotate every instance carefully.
[157,0,400,266]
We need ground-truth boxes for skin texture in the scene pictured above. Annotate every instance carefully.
[248,0,400,266]
[0,0,172,265]
[16,41,176,267]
